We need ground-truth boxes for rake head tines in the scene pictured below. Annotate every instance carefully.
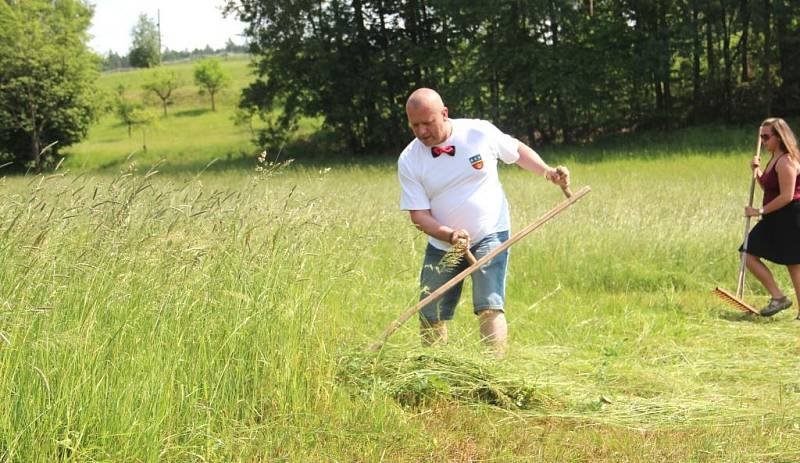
[712,287,760,315]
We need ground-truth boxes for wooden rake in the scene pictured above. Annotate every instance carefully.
[368,183,591,352]
[712,131,761,316]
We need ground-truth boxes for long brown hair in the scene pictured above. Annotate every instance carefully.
[762,117,800,166]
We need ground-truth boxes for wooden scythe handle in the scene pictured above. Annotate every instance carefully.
[368,185,591,352]
[555,166,572,198]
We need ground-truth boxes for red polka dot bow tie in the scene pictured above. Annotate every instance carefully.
[431,145,456,158]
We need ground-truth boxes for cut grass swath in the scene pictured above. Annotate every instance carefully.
[338,348,559,410]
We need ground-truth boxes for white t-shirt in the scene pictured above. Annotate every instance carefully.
[398,118,520,250]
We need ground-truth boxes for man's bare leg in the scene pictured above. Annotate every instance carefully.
[420,319,448,346]
[479,309,507,357]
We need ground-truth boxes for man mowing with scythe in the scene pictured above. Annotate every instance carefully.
[398,88,570,356]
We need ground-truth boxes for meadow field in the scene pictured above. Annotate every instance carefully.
[1,61,799,462]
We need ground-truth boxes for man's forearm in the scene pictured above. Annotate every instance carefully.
[409,210,456,243]
[515,142,552,176]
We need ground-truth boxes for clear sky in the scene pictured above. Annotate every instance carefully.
[88,0,247,55]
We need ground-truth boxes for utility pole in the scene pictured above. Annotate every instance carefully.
[157,8,162,62]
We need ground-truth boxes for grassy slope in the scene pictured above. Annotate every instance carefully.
[65,57,321,173]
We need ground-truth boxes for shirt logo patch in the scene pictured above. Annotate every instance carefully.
[469,154,484,170]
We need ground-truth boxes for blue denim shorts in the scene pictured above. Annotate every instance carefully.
[418,230,509,322]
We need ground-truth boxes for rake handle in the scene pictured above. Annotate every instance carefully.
[737,134,762,299]
[368,185,591,352]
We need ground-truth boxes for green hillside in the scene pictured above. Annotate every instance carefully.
[64,57,321,172]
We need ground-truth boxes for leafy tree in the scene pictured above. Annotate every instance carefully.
[128,13,160,68]
[233,107,257,138]
[129,108,158,151]
[193,58,230,111]
[774,0,800,115]
[142,69,179,116]
[114,85,142,137]
[0,0,100,172]
[226,0,435,153]
[226,0,800,155]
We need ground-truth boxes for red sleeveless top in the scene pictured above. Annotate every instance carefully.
[759,155,800,206]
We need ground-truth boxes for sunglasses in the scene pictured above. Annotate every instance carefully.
[760,133,772,141]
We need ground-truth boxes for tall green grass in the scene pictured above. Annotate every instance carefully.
[2,146,800,461]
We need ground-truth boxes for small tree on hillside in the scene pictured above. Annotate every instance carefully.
[115,85,142,138]
[128,13,160,68]
[129,107,158,151]
[142,69,179,116]
[193,58,230,111]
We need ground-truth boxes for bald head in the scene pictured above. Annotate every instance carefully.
[406,88,445,112]
[405,88,450,147]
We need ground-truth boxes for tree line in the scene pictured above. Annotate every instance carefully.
[3,1,799,171]
[225,0,800,154]
[103,13,249,71]
[103,39,249,72]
